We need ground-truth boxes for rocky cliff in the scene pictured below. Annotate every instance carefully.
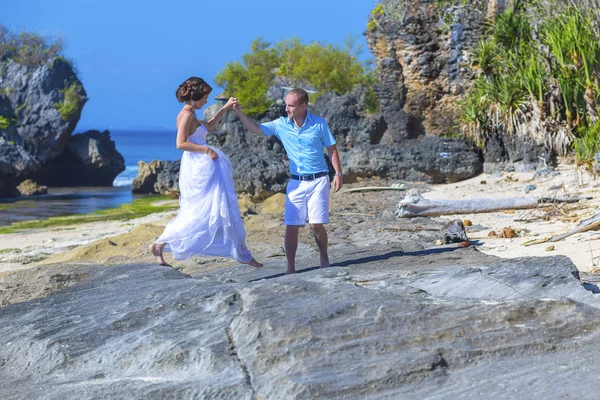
[365,0,550,171]
[0,57,124,196]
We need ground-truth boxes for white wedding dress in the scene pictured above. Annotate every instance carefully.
[156,123,254,263]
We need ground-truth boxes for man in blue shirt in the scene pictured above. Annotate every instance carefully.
[233,88,343,274]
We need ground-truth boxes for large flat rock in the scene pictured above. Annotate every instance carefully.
[1,247,599,398]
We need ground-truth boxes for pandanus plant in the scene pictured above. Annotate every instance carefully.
[540,7,600,127]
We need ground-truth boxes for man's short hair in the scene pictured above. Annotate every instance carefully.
[288,88,309,105]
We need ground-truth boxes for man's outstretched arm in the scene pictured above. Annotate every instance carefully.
[233,103,263,135]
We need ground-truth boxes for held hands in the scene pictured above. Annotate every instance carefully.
[224,97,238,109]
[231,99,242,113]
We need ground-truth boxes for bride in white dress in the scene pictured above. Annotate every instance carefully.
[149,77,262,268]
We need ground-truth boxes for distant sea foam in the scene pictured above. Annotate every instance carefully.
[113,165,139,187]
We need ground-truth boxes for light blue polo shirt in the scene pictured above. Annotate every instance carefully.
[260,113,337,175]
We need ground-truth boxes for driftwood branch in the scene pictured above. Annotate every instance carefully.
[342,186,405,194]
[396,189,588,218]
[525,212,600,245]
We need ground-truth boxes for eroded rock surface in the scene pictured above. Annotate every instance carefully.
[1,246,599,398]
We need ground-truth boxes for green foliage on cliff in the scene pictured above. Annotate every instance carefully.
[459,2,600,167]
[56,81,84,121]
[0,25,64,66]
[367,0,407,31]
[215,37,375,116]
[0,116,10,130]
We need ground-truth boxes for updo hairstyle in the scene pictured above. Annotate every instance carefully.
[176,77,212,103]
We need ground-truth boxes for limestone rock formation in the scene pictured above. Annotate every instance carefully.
[364,0,549,170]
[1,248,599,398]
[39,130,125,186]
[0,57,125,195]
[132,160,165,194]
[154,160,180,198]
[0,58,86,162]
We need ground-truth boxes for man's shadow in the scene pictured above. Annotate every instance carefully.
[249,246,460,282]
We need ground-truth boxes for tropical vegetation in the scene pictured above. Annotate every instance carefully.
[459,0,600,167]
[0,25,64,66]
[55,81,85,121]
[215,37,377,116]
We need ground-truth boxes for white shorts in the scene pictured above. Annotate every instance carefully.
[285,176,330,226]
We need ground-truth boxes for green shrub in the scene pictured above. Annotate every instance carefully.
[459,3,600,158]
[574,119,600,166]
[0,25,65,66]
[0,116,9,130]
[215,38,279,116]
[216,37,376,116]
[55,81,84,121]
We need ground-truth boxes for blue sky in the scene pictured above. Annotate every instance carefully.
[2,0,375,130]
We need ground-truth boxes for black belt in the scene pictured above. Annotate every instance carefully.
[290,171,328,181]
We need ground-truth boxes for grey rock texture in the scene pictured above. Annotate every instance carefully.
[154,160,180,198]
[442,219,468,244]
[1,247,600,398]
[314,87,387,146]
[341,136,483,183]
[365,0,548,171]
[0,58,86,162]
[483,130,556,173]
[0,58,124,195]
[39,130,125,186]
[132,160,165,194]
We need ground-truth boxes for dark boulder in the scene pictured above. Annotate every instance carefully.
[484,130,557,173]
[38,130,125,186]
[442,219,469,244]
[0,58,86,163]
[342,136,483,184]
[0,57,125,194]
[313,87,387,147]
[154,160,180,198]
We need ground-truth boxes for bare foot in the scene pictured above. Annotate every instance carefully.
[242,258,263,268]
[149,243,168,266]
[285,269,296,275]
[320,257,330,269]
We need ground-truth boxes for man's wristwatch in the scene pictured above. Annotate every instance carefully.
[334,173,343,177]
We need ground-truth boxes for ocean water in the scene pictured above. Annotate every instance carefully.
[0,129,182,226]
[109,129,183,187]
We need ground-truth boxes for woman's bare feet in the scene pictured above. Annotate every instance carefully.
[149,243,168,266]
[242,258,263,268]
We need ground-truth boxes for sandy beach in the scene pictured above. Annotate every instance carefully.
[1,162,600,274]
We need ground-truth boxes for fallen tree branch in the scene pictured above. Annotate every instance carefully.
[342,187,406,194]
[524,212,600,245]
[397,189,538,218]
[396,189,588,218]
